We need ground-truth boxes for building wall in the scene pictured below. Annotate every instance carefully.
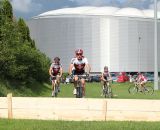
[27,15,159,72]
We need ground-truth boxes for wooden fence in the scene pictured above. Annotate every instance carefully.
[0,93,160,121]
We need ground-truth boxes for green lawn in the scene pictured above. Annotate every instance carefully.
[58,82,160,99]
[1,79,160,99]
[1,119,160,130]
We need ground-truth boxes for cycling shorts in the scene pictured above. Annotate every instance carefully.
[74,70,85,75]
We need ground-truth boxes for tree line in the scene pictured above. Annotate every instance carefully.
[0,0,51,82]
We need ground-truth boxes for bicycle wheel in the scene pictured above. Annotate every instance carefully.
[143,86,154,95]
[54,85,58,97]
[128,84,138,94]
[103,88,107,98]
[76,82,83,98]
[103,84,107,98]
[107,86,112,98]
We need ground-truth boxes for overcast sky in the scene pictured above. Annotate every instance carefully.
[10,0,159,20]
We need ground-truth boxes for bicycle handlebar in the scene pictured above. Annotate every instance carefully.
[70,74,89,80]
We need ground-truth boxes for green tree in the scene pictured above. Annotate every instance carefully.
[1,0,13,22]
[0,0,50,83]
[17,18,32,44]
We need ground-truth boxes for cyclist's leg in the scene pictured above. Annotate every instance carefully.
[101,80,106,96]
[73,75,78,95]
[141,81,147,91]
[51,80,56,97]
[56,75,61,92]
[81,78,85,97]
[138,81,144,92]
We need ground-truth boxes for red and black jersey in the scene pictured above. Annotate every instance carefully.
[50,63,62,76]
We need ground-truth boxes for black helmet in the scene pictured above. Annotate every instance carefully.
[54,57,60,62]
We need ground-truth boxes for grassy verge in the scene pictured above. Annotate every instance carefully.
[1,79,160,99]
[59,82,160,99]
[0,79,51,97]
[0,119,160,130]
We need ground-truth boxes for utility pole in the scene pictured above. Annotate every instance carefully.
[154,0,159,90]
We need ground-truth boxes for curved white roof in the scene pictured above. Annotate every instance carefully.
[39,6,97,16]
[84,6,120,15]
[115,8,144,17]
[37,6,159,19]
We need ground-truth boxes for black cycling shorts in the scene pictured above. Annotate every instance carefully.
[74,70,85,75]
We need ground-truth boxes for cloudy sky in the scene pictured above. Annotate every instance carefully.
[10,0,159,20]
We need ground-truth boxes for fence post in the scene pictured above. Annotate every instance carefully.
[103,100,107,121]
[7,93,13,119]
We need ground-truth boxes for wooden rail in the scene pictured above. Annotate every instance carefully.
[0,94,160,121]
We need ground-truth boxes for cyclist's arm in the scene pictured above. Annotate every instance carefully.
[108,72,112,81]
[69,64,74,75]
[49,67,53,77]
[85,63,91,74]
[101,73,106,81]
[59,67,63,77]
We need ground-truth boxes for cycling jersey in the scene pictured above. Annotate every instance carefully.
[137,75,147,82]
[103,71,110,80]
[50,63,62,76]
[71,57,76,64]
[71,57,88,75]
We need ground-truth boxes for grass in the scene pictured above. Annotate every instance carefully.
[0,119,160,130]
[1,81,160,129]
[0,79,51,97]
[1,79,160,99]
[58,82,160,99]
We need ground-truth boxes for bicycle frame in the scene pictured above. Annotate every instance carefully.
[51,76,59,97]
[128,79,154,95]
[74,75,88,98]
[103,80,112,98]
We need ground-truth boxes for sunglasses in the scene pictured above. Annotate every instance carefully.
[76,53,82,56]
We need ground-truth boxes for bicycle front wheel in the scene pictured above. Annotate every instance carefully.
[54,85,58,97]
[143,86,154,95]
[107,86,112,98]
[128,84,138,94]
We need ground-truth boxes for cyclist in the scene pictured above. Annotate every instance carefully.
[69,49,91,97]
[49,57,63,97]
[136,72,147,91]
[100,66,112,96]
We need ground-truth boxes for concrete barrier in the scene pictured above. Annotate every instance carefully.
[0,95,160,121]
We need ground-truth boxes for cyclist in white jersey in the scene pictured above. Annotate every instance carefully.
[49,57,63,97]
[69,49,91,97]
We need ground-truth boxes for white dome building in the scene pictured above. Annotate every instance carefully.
[27,6,160,72]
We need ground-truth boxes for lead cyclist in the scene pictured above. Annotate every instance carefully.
[69,49,91,98]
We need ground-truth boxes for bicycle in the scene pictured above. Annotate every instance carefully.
[72,74,89,98]
[102,80,113,98]
[128,79,154,95]
[51,76,60,97]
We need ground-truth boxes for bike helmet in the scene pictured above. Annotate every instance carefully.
[104,66,108,70]
[75,49,83,55]
[54,57,60,63]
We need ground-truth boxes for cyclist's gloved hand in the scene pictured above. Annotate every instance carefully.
[85,72,89,77]
[70,74,73,79]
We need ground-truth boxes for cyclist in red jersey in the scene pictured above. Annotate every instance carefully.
[69,49,91,97]
[49,57,63,97]
[136,72,147,91]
